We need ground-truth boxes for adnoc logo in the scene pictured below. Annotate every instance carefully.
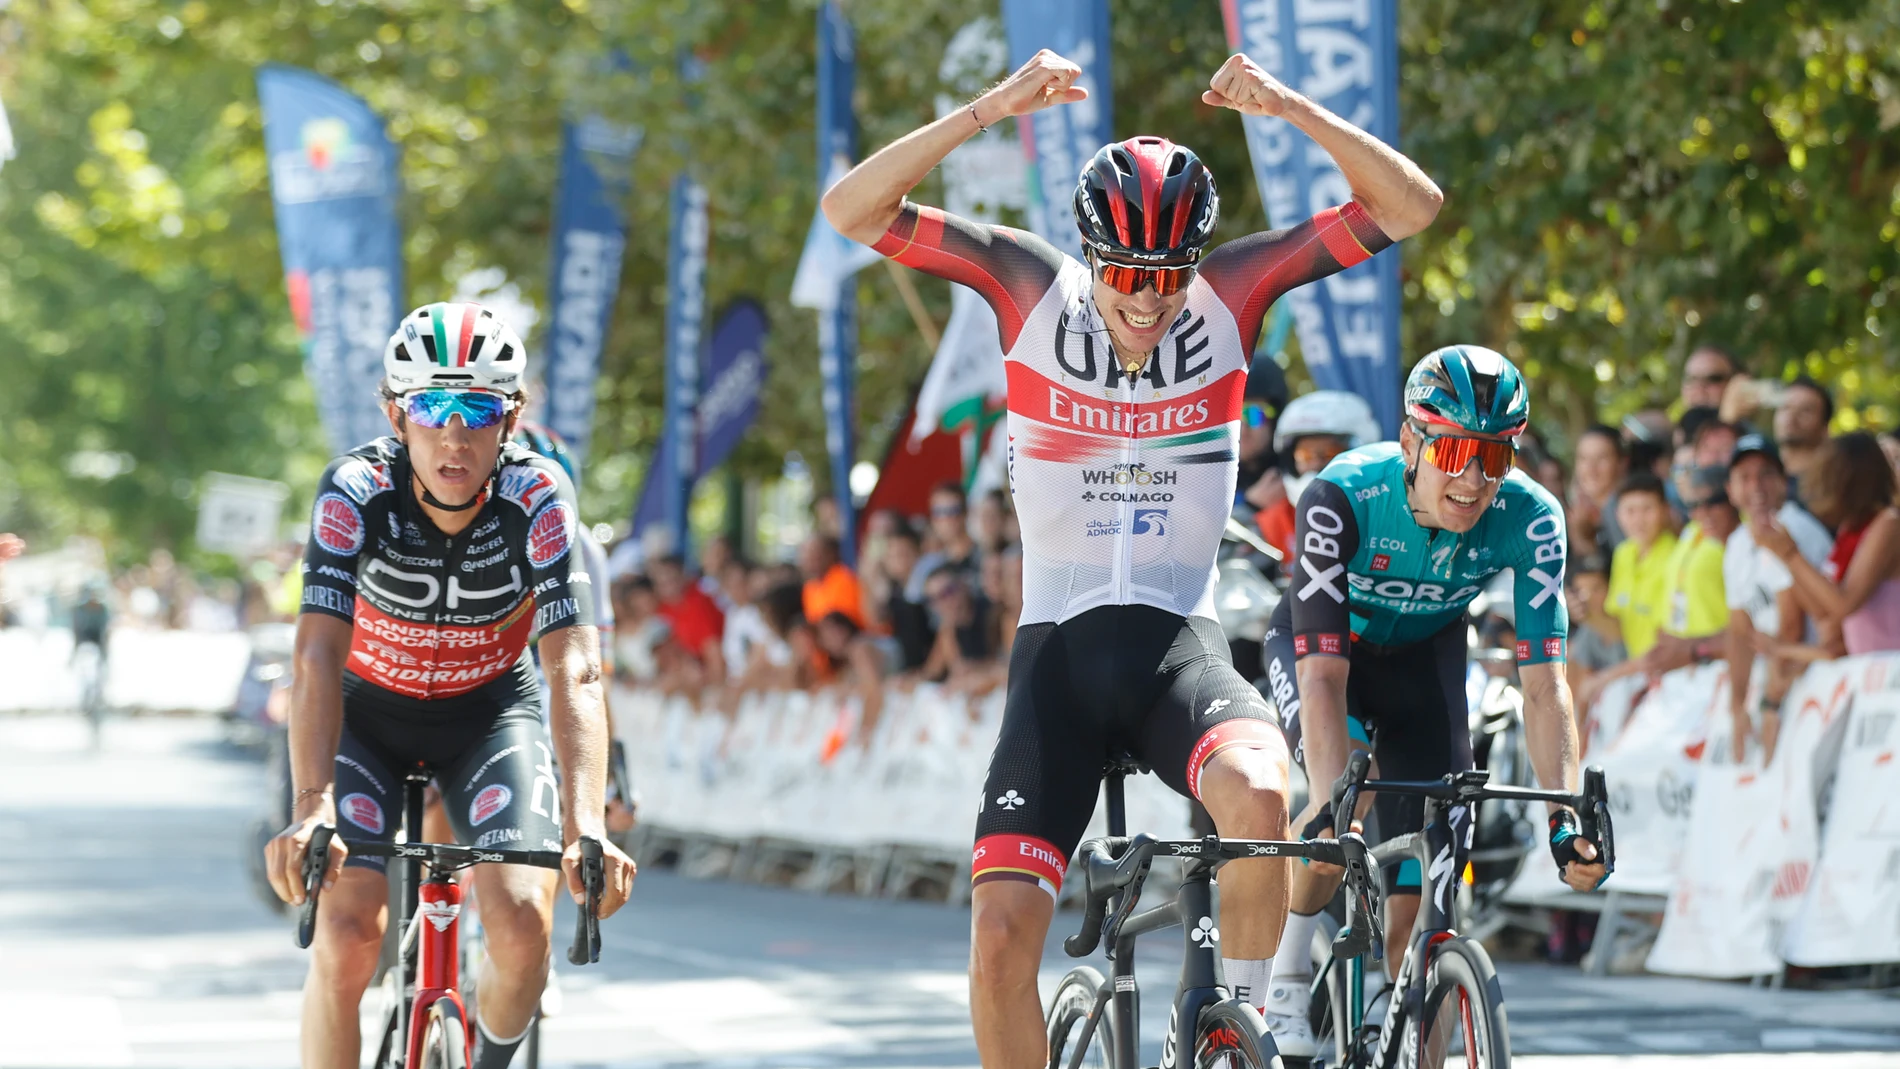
[270,116,387,204]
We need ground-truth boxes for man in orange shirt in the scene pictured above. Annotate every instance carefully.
[800,534,865,628]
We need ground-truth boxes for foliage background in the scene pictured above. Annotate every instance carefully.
[3,0,1898,563]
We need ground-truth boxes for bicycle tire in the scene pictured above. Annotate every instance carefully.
[1391,936,1509,1069]
[419,999,470,1069]
[1045,966,1112,1069]
[1192,999,1280,1069]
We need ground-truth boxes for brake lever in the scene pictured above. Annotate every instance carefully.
[296,824,335,950]
[1582,766,1616,876]
[1331,750,1372,831]
[1331,833,1381,962]
[567,836,604,965]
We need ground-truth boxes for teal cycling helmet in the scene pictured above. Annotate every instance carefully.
[1403,345,1529,438]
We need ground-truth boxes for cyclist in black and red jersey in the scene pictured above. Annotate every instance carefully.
[825,50,1440,1066]
[264,302,636,1069]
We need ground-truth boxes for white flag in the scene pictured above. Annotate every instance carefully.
[0,91,16,174]
[790,157,884,311]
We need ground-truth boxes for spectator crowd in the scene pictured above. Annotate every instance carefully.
[596,345,1900,772]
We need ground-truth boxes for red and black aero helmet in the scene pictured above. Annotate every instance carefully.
[1073,136,1220,265]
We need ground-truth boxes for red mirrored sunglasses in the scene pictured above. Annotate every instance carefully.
[1419,430,1517,481]
[1092,255,1198,297]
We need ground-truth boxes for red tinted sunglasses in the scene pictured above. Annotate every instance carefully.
[1092,255,1197,297]
[1419,430,1517,481]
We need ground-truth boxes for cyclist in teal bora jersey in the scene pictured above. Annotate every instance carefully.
[1257,345,1608,1056]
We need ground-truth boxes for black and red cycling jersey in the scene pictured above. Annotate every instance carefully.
[300,437,596,717]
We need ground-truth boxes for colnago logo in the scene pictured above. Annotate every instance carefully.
[1082,464,1178,486]
[1080,491,1174,503]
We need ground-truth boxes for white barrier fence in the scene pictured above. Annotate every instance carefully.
[5,625,1889,975]
[0,627,252,713]
[611,684,1191,867]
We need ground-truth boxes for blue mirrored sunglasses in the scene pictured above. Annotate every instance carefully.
[401,389,513,430]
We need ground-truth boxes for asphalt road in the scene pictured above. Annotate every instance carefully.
[2,713,1898,1068]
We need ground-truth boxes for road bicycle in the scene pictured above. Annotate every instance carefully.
[1047,756,1383,1069]
[1301,752,1614,1069]
[297,768,605,1069]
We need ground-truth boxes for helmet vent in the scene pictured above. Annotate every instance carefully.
[1469,370,1500,412]
[418,334,439,363]
[466,334,487,365]
[1167,154,1187,177]
[393,343,414,363]
[496,343,516,364]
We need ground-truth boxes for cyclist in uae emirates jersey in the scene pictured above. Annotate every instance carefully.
[263,302,636,1069]
[1254,346,1608,1056]
[824,50,1442,1066]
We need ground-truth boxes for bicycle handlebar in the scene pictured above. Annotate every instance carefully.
[1330,753,1617,875]
[293,828,609,964]
[1063,832,1380,959]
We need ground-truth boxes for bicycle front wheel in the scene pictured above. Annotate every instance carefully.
[1045,966,1112,1069]
[419,999,470,1069]
[1410,935,1510,1069]
[1193,999,1279,1069]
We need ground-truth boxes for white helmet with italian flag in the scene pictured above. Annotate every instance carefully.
[382,301,528,395]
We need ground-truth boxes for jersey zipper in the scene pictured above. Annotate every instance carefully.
[1113,355,1145,606]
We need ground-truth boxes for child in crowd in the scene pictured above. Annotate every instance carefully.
[1566,556,1627,690]
[1604,472,1677,659]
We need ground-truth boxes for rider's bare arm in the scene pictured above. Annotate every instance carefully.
[1520,662,1604,889]
[271,612,354,903]
[1202,53,1442,242]
[822,49,1086,245]
[543,624,634,917]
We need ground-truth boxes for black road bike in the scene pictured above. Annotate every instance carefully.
[1303,752,1614,1069]
[1047,757,1383,1069]
[296,768,605,1069]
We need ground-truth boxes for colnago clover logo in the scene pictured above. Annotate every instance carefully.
[1132,509,1168,535]
[996,790,1026,811]
[1191,916,1220,948]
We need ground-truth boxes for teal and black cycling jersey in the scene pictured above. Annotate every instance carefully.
[1287,443,1569,664]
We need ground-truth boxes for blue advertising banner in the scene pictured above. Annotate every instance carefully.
[815,0,860,565]
[544,114,640,467]
[1220,0,1404,437]
[660,174,711,555]
[256,65,404,455]
[1000,0,1113,261]
[630,300,769,536]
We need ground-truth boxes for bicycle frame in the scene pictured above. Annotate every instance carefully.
[1319,754,1614,1067]
[1067,767,1377,1069]
[392,771,472,1068]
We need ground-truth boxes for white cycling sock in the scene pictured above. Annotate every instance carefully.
[1222,957,1273,1010]
[1270,909,1325,986]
